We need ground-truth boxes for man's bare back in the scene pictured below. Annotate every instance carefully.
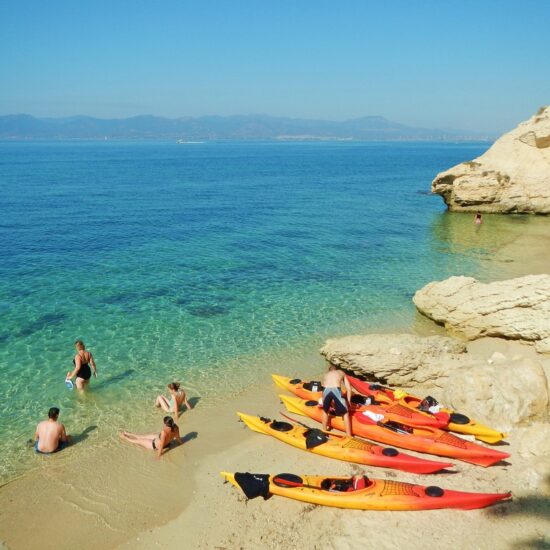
[35,408,69,453]
[322,368,346,389]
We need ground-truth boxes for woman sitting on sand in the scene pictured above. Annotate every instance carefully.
[120,416,181,458]
[155,382,192,419]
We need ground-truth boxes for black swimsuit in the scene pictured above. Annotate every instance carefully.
[73,355,92,380]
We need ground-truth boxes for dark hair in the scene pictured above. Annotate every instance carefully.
[48,407,60,419]
[168,382,180,391]
[163,416,177,431]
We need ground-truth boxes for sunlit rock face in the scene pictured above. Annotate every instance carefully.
[432,106,550,214]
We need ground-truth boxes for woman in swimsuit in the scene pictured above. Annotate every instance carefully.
[119,416,181,458]
[155,382,192,419]
[66,340,97,390]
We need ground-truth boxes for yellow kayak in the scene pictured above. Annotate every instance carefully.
[221,472,511,511]
[238,412,453,473]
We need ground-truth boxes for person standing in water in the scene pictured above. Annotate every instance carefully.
[119,416,181,458]
[34,407,70,453]
[474,212,483,225]
[66,340,97,390]
[321,364,353,437]
[155,382,192,419]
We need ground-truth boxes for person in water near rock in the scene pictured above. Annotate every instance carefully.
[66,340,97,390]
[155,382,192,419]
[321,364,353,437]
[119,416,181,459]
[34,407,70,454]
[474,212,483,225]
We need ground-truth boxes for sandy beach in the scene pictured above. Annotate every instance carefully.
[1,217,549,550]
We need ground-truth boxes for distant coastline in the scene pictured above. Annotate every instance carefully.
[0,113,495,141]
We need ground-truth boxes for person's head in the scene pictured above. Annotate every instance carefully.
[48,407,60,420]
[167,382,180,393]
[74,340,85,351]
[163,416,177,431]
[328,364,337,372]
[476,212,482,219]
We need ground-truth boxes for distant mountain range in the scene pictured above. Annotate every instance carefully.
[0,113,493,141]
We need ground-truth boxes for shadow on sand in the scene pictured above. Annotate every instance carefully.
[180,431,198,445]
[71,425,98,445]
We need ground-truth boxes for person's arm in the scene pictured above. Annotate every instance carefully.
[60,424,70,443]
[34,426,39,443]
[172,399,179,420]
[183,392,192,410]
[343,373,353,403]
[89,353,97,377]
[67,355,81,380]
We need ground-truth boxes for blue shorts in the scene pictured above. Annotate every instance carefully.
[322,388,348,416]
[34,440,68,454]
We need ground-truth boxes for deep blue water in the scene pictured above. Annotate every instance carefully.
[2,139,525,480]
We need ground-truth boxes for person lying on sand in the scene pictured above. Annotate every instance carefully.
[155,382,192,419]
[34,407,71,454]
[321,364,353,437]
[120,416,181,458]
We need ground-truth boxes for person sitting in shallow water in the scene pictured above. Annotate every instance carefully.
[119,416,181,458]
[34,407,71,454]
[155,382,192,419]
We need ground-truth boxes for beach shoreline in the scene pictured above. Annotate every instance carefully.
[1,217,549,550]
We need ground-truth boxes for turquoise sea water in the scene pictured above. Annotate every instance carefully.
[0,140,539,482]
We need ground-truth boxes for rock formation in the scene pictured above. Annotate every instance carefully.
[413,274,550,352]
[431,106,550,213]
[320,333,466,387]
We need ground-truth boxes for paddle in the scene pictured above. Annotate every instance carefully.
[272,474,319,490]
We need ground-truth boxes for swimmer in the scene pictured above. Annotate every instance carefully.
[155,382,192,419]
[66,340,97,390]
[34,407,70,454]
[321,364,353,437]
[119,416,181,458]
[474,212,483,225]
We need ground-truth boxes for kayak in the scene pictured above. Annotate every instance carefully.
[272,374,449,429]
[347,375,507,444]
[280,395,510,467]
[221,472,511,511]
[238,412,453,474]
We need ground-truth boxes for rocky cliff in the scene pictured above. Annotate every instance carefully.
[432,106,550,213]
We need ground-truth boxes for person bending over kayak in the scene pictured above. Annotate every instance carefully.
[119,416,181,459]
[34,407,71,454]
[321,364,353,437]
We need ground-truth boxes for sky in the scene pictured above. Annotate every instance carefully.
[0,0,549,133]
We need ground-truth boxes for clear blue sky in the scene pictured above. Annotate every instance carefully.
[1,0,548,132]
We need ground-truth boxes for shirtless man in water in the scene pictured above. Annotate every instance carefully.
[34,407,70,453]
[321,365,353,437]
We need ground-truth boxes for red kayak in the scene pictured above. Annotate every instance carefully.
[280,394,510,467]
[272,374,449,429]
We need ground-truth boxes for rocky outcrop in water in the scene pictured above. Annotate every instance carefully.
[413,274,550,352]
[431,106,550,214]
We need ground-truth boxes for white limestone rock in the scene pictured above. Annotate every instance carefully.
[432,106,550,213]
[413,274,550,352]
[442,357,549,432]
[320,333,467,387]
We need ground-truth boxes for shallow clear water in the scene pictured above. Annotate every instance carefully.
[0,139,541,481]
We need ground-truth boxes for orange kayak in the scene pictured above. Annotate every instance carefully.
[272,374,449,429]
[238,412,453,474]
[280,395,510,467]
[221,472,511,511]
[347,375,507,444]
